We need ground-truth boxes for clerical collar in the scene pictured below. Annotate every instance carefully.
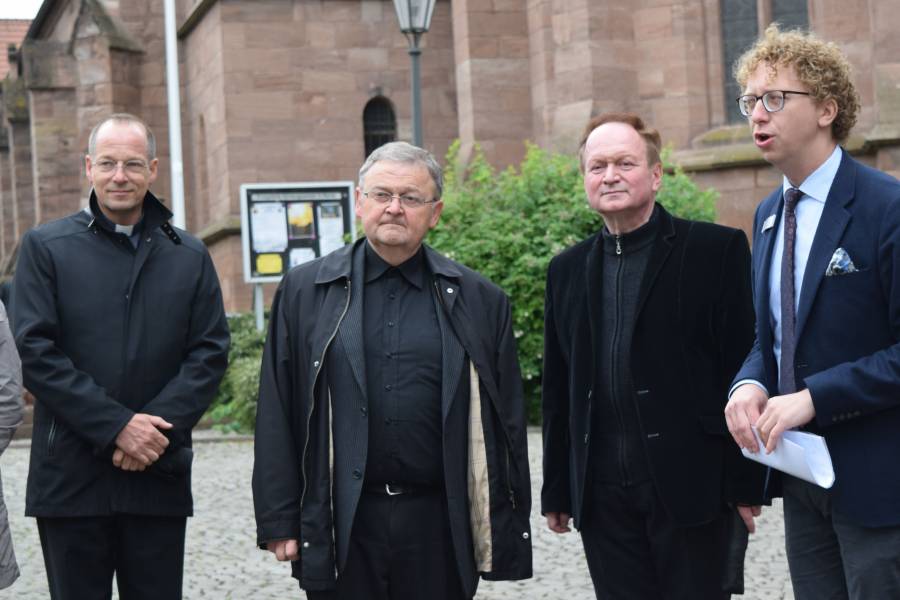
[114,222,138,236]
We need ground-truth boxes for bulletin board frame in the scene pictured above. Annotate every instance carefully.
[240,181,356,284]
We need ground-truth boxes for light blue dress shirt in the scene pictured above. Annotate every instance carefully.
[734,144,843,397]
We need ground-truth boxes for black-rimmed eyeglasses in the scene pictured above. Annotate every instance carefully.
[736,90,811,117]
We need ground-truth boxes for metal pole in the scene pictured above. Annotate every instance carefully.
[164,0,186,229]
[408,33,423,147]
[254,283,265,332]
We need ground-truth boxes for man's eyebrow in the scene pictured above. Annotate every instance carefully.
[587,152,638,163]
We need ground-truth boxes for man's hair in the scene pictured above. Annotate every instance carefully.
[358,141,443,199]
[88,113,157,159]
[578,112,662,172]
[733,24,859,143]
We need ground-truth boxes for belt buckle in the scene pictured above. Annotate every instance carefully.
[384,483,402,496]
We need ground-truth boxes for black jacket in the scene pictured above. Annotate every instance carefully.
[252,239,532,596]
[541,204,766,528]
[12,192,230,517]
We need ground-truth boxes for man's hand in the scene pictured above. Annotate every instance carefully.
[112,448,147,472]
[736,505,762,534]
[756,388,816,453]
[268,539,300,562]
[545,511,571,534]
[725,384,769,452]
[114,413,173,466]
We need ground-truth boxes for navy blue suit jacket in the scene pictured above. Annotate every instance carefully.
[734,151,900,527]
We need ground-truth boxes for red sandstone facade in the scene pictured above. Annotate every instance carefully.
[1,0,899,311]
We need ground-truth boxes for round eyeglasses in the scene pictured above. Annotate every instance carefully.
[736,90,811,117]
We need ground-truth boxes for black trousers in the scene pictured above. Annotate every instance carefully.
[37,514,187,600]
[580,479,730,600]
[307,489,467,600]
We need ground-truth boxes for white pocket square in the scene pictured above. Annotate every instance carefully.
[825,247,857,276]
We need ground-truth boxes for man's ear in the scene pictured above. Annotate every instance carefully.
[650,161,663,193]
[818,97,838,130]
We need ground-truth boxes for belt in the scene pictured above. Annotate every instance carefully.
[363,483,438,496]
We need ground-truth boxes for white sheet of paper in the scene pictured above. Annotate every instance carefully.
[250,203,288,253]
[317,202,345,256]
[741,427,835,489]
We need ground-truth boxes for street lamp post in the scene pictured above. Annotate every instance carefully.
[392,0,436,148]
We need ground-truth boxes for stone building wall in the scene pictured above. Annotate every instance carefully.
[179,0,459,310]
[1,0,899,308]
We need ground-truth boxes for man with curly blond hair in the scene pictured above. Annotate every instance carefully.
[726,25,900,599]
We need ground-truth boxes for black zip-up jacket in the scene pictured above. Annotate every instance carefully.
[252,239,532,596]
[542,204,767,528]
[12,191,230,517]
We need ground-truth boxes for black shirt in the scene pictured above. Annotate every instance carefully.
[362,243,444,487]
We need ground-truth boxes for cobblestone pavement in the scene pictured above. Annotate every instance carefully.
[0,431,794,599]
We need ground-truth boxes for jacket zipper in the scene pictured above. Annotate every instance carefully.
[47,417,57,457]
[506,448,516,509]
[433,279,517,510]
[298,279,352,514]
[609,245,630,485]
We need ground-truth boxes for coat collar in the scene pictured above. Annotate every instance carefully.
[635,203,677,319]
[84,190,181,245]
[315,238,463,284]
[795,150,855,338]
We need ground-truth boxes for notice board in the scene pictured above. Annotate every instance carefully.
[240,182,355,283]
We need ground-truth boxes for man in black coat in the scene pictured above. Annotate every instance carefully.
[253,141,532,600]
[12,113,230,599]
[541,112,767,598]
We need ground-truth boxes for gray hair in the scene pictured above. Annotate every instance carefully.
[88,113,157,159]
[358,141,443,199]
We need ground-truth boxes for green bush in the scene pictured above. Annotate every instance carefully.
[206,142,718,430]
[427,142,717,422]
[207,312,265,432]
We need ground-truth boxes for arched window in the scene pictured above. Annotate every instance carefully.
[722,0,809,123]
[363,97,397,158]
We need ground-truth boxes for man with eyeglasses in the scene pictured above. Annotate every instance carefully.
[541,112,766,599]
[253,141,532,600]
[726,25,900,599]
[11,113,230,599]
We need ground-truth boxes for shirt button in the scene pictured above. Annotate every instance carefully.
[384,384,392,391]
[313,360,320,368]
[522,532,529,539]
[389,293,396,300]
[352,469,362,479]
[447,287,454,294]
[384,418,391,425]
[388,321,395,327]
[303,541,310,548]
[360,407,367,417]
[385,352,393,359]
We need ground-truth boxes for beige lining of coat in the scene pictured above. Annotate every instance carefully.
[467,361,493,572]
